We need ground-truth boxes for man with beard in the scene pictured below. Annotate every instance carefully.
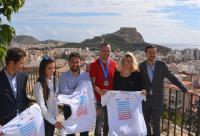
[139,45,190,136]
[59,52,90,136]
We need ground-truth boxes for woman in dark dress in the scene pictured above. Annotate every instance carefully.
[113,52,145,94]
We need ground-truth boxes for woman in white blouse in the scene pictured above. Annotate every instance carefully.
[33,56,63,136]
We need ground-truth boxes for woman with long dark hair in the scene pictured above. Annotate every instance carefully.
[33,56,63,136]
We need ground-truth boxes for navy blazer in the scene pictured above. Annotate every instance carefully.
[0,70,30,125]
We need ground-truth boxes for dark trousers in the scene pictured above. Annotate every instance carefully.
[142,100,162,136]
[44,119,55,136]
[63,105,89,136]
[95,102,109,136]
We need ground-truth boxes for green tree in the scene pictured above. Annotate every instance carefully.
[0,0,25,65]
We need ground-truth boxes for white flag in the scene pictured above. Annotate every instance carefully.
[0,103,45,136]
[58,81,96,135]
[102,91,147,136]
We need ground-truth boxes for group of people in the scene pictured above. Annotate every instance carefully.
[0,43,190,136]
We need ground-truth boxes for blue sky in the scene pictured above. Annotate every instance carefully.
[8,0,200,47]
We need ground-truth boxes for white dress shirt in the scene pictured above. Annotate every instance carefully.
[33,76,59,125]
[4,69,18,98]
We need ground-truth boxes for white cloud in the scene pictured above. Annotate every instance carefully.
[10,0,200,45]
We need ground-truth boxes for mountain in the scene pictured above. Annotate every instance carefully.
[40,39,65,46]
[61,27,171,54]
[81,27,144,46]
[113,27,144,44]
[12,35,40,45]
[12,27,171,54]
[12,35,65,46]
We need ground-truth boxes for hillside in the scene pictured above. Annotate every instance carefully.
[12,27,171,54]
[12,35,65,46]
[40,39,65,46]
[12,35,39,45]
[61,27,171,54]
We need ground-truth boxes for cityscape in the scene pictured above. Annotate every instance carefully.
[1,0,200,135]
[8,27,200,136]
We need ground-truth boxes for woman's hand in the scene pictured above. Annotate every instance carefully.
[54,121,63,129]
[140,89,147,96]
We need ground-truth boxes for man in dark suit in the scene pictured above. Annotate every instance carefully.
[139,45,189,136]
[0,47,30,127]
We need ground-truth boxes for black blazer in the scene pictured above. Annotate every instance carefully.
[139,60,187,108]
[0,70,30,125]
